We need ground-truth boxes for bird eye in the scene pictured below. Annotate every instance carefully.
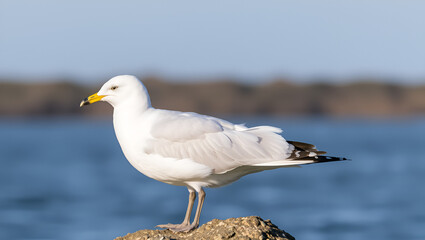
[110,86,118,90]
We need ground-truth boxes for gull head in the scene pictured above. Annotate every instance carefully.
[80,75,151,109]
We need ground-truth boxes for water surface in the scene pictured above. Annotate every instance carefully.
[0,117,424,240]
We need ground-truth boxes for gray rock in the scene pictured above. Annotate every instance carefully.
[115,216,295,240]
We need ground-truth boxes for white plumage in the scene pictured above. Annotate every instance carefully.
[80,75,345,232]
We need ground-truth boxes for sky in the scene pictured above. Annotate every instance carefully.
[1,0,425,84]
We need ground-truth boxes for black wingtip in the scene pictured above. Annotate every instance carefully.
[315,156,349,163]
[299,156,350,163]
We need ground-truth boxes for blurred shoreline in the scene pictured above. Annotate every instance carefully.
[1,76,425,118]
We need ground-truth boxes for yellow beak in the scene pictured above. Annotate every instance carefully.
[80,93,105,107]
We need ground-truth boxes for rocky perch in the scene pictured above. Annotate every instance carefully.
[115,216,295,240]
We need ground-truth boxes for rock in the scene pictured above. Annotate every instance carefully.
[114,216,295,240]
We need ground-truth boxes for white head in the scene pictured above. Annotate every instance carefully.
[80,75,151,109]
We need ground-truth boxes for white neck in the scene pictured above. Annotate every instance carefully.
[112,96,151,131]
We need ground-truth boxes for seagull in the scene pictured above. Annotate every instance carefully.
[80,75,346,232]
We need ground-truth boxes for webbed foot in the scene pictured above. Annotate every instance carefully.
[156,223,198,232]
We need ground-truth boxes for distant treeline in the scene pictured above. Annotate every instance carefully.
[1,77,425,117]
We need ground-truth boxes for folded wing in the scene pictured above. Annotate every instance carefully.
[146,111,294,174]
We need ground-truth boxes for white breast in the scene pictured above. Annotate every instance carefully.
[112,108,213,185]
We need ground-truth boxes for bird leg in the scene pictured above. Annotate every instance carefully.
[157,188,206,233]
[182,191,196,226]
[156,191,196,230]
[189,188,205,230]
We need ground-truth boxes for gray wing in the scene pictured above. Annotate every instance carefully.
[146,111,294,174]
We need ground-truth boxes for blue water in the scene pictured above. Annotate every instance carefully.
[0,117,424,240]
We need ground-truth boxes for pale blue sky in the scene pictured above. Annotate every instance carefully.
[1,0,425,83]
